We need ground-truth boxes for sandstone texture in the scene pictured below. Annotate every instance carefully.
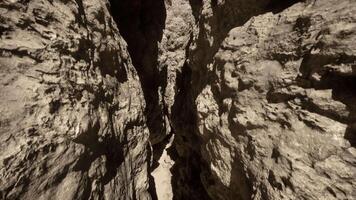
[0,0,355,200]
[0,0,149,199]
[194,1,356,199]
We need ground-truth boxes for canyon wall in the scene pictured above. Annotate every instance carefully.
[0,0,150,199]
[0,0,355,199]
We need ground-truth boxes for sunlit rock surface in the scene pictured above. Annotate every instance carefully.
[0,0,355,199]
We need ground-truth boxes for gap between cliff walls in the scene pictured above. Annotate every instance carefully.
[106,0,211,198]
[105,0,304,199]
[106,0,172,199]
[107,0,167,144]
[170,0,304,200]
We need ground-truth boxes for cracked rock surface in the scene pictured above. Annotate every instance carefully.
[0,0,355,200]
[0,0,149,199]
[195,1,356,199]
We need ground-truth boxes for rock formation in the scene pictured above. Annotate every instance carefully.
[0,0,149,199]
[0,0,355,199]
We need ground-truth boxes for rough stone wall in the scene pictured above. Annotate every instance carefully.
[0,0,150,199]
[191,0,356,199]
[0,0,355,200]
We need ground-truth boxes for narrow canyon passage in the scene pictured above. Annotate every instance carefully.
[151,134,175,200]
[0,0,355,199]
[104,0,356,199]
[108,0,354,200]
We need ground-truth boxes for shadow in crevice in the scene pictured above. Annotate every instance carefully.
[345,127,356,147]
[169,0,305,199]
[188,0,304,75]
[297,52,356,147]
[107,0,167,198]
[146,143,158,200]
[169,61,212,200]
[267,0,304,14]
[73,131,124,199]
[108,0,167,143]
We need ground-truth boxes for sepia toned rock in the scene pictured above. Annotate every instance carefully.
[0,0,150,199]
[0,0,355,199]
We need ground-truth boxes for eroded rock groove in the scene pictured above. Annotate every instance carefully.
[0,0,355,200]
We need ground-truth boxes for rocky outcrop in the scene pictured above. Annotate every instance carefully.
[0,0,149,199]
[0,0,355,199]
[192,0,356,199]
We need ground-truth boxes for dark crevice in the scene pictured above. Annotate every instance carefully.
[181,0,305,199]
[150,133,174,170]
[189,0,203,21]
[267,0,304,14]
[108,0,167,143]
[298,49,356,147]
[105,0,308,199]
[107,0,167,198]
[345,127,356,147]
[170,61,212,200]
[189,0,304,76]
[146,142,158,200]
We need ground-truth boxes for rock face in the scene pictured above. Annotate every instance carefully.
[194,1,356,199]
[0,0,149,199]
[0,0,355,200]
